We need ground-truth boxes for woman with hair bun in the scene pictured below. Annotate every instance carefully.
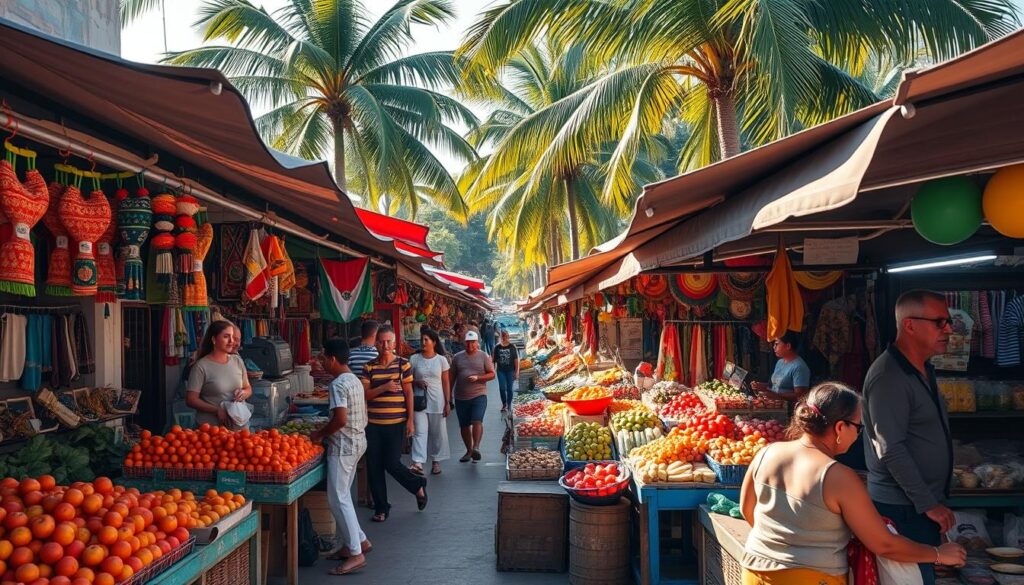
[739,382,966,584]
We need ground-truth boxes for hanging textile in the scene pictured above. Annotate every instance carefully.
[278,240,296,294]
[813,299,852,367]
[117,184,152,300]
[712,325,727,380]
[150,193,177,282]
[318,258,374,324]
[996,295,1024,367]
[793,270,843,290]
[73,312,94,375]
[0,154,49,297]
[261,234,287,310]
[243,229,269,301]
[979,293,995,359]
[765,243,804,339]
[0,314,27,381]
[95,208,118,303]
[669,274,718,307]
[655,322,683,382]
[174,194,200,281]
[21,314,52,391]
[59,181,111,296]
[43,178,73,296]
[688,324,708,387]
[184,222,213,310]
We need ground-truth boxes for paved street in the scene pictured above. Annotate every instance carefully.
[298,379,568,584]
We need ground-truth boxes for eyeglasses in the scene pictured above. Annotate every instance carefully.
[842,420,864,435]
[907,316,952,329]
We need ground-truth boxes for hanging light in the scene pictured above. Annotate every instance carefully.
[887,253,996,273]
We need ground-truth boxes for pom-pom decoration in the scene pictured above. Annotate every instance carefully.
[0,148,49,297]
[59,177,111,296]
[150,193,177,282]
[43,173,73,296]
[95,204,118,303]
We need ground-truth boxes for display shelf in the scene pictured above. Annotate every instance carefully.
[948,411,1024,419]
[148,510,260,585]
[948,491,1024,509]
[121,463,324,505]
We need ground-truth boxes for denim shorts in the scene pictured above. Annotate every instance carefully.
[455,395,487,426]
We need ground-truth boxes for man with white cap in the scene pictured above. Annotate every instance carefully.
[449,329,495,462]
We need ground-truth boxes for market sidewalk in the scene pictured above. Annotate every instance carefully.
[298,378,568,584]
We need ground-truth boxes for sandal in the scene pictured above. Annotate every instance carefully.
[326,543,373,561]
[471,449,482,462]
[371,512,388,522]
[328,561,366,576]
[431,463,442,475]
[459,453,472,463]
[409,464,424,476]
[416,486,428,511]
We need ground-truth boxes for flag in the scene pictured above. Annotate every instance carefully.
[319,258,373,323]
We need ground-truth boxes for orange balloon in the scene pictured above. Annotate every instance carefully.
[983,163,1024,238]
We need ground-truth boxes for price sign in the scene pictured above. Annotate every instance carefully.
[215,470,247,491]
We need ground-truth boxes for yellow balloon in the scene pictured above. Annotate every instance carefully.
[983,164,1024,238]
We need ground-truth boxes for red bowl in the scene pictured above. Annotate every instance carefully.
[558,463,631,505]
[562,395,613,415]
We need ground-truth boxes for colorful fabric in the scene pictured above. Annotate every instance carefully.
[184,222,213,310]
[318,258,373,323]
[261,234,286,309]
[278,241,296,293]
[813,299,852,367]
[0,163,49,296]
[979,293,995,359]
[59,186,111,296]
[95,207,118,303]
[765,244,804,340]
[150,194,176,282]
[243,229,269,301]
[0,314,27,381]
[996,295,1024,366]
[117,188,152,300]
[217,223,246,300]
[793,270,843,290]
[43,181,73,296]
[22,314,51,391]
[655,322,683,382]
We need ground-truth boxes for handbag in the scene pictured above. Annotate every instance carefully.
[410,357,428,411]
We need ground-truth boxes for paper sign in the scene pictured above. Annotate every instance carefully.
[618,318,643,360]
[803,237,859,265]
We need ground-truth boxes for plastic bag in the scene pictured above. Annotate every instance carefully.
[974,463,1022,490]
[947,509,992,551]
[878,521,924,585]
[222,401,252,427]
[1006,513,1024,549]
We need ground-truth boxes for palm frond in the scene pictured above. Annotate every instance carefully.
[120,0,164,25]
[348,0,456,74]
[356,51,464,91]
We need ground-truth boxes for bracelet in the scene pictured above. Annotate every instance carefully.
[934,546,940,564]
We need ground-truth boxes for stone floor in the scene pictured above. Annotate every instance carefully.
[297,379,569,584]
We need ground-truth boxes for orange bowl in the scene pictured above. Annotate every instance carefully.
[562,396,613,415]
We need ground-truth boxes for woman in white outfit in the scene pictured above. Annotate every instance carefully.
[409,328,451,476]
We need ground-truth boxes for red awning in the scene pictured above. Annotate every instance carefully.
[355,208,443,262]
[424,266,488,292]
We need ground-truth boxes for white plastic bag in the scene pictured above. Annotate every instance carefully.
[947,509,992,551]
[222,401,252,427]
[1006,513,1024,548]
[878,523,924,585]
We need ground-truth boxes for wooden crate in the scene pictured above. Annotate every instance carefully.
[496,481,568,572]
[700,519,743,585]
[561,410,609,431]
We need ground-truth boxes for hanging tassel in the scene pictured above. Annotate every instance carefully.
[117,182,152,300]
[151,194,176,283]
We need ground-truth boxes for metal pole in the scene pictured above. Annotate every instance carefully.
[6,110,392,268]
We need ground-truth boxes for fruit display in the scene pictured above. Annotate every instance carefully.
[278,418,328,436]
[124,425,323,476]
[612,410,664,454]
[589,368,627,386]
[563,386,612,401]
[507,449,562,472]
[659,392,707,421]
[540,354,583,385]
[608,399,649,414]
[937,379,977,413]
[953,463,1024,490]
[513,392,544,405]
[679,412,738,441]
[627,426,710,464]
[563,422,613,461]
[519,359,534,369]
[543,402,569,420]
[645,383,684,407]
[0,475,242,585]
[735,417,787,443]
[560,462,629,498]
[696,379,750,409]
[512,399,549,419]
[608,383,641,400]
[706,435,769,465]
[631,459,717,484]
[515,417,564,438]
[540,380,577,401]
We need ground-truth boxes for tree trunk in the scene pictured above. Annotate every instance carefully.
[713,89,741,160]
[332,120,347,200]
[565,178,580,260]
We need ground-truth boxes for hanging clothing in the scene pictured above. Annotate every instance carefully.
[765,245,804,339]
[996,295,1024,367]
[0,314,27,382]
[712,325,728,380]
[655,323,683,383]
[243,229,269,301]
[21,314,52,391]
[979,293,995,359]
[62,315,78,383]
[74,312,94,375]
[689,324,708,387]
[813,299,852,368]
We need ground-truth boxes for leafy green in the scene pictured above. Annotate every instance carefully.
[0,425,127,483]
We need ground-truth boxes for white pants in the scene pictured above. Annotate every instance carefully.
[411,411,450,464]
[326,446,366,555]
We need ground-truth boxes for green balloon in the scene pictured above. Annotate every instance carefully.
[911,177,983,245]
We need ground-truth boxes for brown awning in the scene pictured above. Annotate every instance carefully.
[0,18,404,263]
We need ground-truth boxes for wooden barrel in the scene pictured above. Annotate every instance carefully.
[569,497,631,585]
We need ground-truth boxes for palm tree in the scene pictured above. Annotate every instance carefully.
[120,0,169,51]
[459,39,668,264]
[459,0,1019,203]
[165,0,479,220]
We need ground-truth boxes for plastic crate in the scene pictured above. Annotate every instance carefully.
[704,454,748,485]
[513,434,561,452]
[561,436,617,472]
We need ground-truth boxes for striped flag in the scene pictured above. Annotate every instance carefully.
[318,258,373,323]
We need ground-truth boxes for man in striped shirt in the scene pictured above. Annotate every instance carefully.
[359,325,427,522]
[348,320,379,378]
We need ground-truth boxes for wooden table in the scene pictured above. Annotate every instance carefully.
[149,510,260,585]
[124,464,324,585]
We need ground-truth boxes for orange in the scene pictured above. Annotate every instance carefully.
[56,556,80,578]
[72,578,92,585]
[134,548,153,565]
[15,562,40,583]
[52,577,73,585]
[146,545,163,560]
[42,495,63,513]
[76,526,92,543]
[119,564,134,581]
[52,522,76,547]
[9,546,33,568]
[94,572,115,585]
[18,479,41,496]
[9,526,32,547]
[53,503,76,523]
[81,495,103,516]
[30,514,55,539]
[74,567,95,583]
[101,512,122,530]
[128,537,141,554]
[100,555,123,576]
[63,489,84,508]
[40,542,65,565]
[109,540,132,561]
[92,478,113,496]
[38,476,56,492]
[97,527,118,547]
[157,516,177,533]
[124,557,142,573]
[81,545,106,567]
[0,540,12,561]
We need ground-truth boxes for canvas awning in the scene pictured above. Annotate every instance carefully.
[527,28,1024,307]
[0,18,403,263]
[355,209,444,262]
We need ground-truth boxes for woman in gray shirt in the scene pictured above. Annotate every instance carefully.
[187,320,253,429]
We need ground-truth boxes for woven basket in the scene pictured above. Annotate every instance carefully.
[204,539,251,585]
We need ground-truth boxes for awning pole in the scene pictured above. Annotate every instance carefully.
[5,110,393,268]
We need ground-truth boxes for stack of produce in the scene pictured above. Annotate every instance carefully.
[608,383,640,400]
[627,426,709,464]
[608,399,649,414]
[518,359,534,369]
[589,368,626,386]
[678,411,738,441]
[541,354,581,384]
[611,410,663,454]
[0,475,244,585]
[706,435,769,465]
[659,392,707,421]
[543,402,569,420]
[507,450,561,474]
[563,386,612,401]
[563,422,613,461]
[631,459,717,484]
[278,419,328,436]
[562,462,628,491]
[513,392,544,405]
[124,424,323,474]
[735,417,787,443]
[514,417,564,437]
[696,379,750,409]
[512,399,549,419]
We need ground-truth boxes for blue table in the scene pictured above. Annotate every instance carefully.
[150,511,260,585]
[633,482,740,585]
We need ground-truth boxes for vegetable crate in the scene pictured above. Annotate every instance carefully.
[561,437,618,472]
[505,453,562,481]
[513,434,561,452]
[704,454,748,485]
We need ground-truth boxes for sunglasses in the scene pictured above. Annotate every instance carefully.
[907,316,952,329]
[842,419,864,435]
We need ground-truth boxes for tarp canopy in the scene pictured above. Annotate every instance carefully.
[0,18,403,263]
[354,209,444,262]
[528,28,1024,308]
[424,266,489,293]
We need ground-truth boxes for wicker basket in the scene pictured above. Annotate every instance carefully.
[203,538,251,585]
[505,454,562,480]
[701,523,743,585]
